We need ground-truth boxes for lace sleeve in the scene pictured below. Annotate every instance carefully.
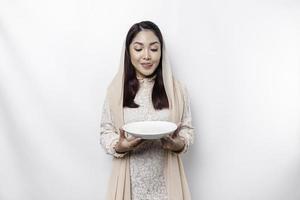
[99,97,128,158]
[176,84,195,154]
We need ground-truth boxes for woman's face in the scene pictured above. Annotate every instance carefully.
[129,30,161,78]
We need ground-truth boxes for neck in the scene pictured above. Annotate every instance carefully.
[136,74,157,83]
[136,73,157,80]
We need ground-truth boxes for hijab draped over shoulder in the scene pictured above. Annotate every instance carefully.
[105,40,191,200]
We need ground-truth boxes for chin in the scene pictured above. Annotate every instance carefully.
[139,70,154,76]
[144,71,156,77]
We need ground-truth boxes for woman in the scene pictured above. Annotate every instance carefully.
[100,21,194,200]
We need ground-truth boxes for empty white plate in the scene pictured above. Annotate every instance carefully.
[122,121,177,139]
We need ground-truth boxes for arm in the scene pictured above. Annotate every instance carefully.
[175,84,195,154]
[160,84,195,154]
[99,97,128,158]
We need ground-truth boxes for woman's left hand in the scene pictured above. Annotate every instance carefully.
[160,123,185,153]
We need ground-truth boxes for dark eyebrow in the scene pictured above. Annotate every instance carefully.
[150,41,160,45]
[133,41,160,46]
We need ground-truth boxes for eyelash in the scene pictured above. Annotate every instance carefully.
[134,49,158,52]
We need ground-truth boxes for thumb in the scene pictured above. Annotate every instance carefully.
[176,122,182,128]
[173,122,182,138]
[119,128,125,139]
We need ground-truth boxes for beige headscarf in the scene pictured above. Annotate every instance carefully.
[105,38,191,200]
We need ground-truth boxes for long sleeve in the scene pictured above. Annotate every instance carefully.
[99,97,128,158]
[176,84,195,154]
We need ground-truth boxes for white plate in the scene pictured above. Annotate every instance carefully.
[122,121,177,139]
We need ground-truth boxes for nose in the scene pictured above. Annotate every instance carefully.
[143,49,151,60]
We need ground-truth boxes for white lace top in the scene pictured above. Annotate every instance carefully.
[100,76,194,200]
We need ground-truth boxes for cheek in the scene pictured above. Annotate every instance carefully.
[153,53,161,64]
[130,52,141,65]
[152,57,161,71]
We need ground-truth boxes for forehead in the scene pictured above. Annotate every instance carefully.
[131,30,160,45]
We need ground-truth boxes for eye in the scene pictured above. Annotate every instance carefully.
[134,48,142,52]
[150,48,158,52]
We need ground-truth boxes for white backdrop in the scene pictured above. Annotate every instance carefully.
[0,0,300,200]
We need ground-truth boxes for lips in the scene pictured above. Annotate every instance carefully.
[141,63,153,69]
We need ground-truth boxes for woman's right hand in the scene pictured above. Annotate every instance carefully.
[114,128,145,153]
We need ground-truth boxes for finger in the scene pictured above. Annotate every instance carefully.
[171,129,179,138]
[172,131,178,138]
[160,137,167,144]
[127,136,137,142]
[160,138,167,146]
[162,135,176,142]
[173,123,182,138]
[129,138,143,147]
[160,138,171,150]
[176,122,182,128]
[164,135,175,144]
[162,135,174,141]
[119,128,125,139]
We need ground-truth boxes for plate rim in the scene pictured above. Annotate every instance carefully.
[122,120,177,136]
